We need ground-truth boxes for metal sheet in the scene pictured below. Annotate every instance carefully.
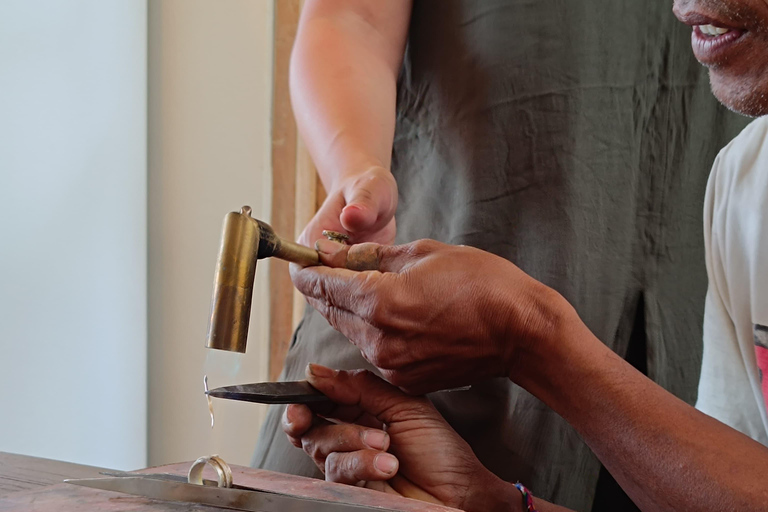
[66,477,400,512]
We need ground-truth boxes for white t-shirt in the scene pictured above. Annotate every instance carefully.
[696,116,768,445]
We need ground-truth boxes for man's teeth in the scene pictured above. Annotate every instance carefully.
[698,24,731,36]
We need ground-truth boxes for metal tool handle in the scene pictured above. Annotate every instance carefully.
[270,232,380,271]
[272,239,321,266]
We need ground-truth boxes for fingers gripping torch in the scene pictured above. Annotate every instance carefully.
[204,206,469,405]
[205,206,374,354]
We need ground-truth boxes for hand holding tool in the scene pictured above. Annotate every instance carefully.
[206,206,379,354]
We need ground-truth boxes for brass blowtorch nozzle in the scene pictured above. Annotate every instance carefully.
[205,206,320,353]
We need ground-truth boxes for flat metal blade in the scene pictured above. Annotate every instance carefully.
[206,380,331,404]
[207,381,473,406]
[98,471,256,491]
[65,477,400,512]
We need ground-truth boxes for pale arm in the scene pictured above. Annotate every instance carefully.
[291,0,411,245]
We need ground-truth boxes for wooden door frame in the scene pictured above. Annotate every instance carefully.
[269,0,324,380]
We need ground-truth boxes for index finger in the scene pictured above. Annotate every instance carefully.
[312,240,377,270]
[292,264,380,314]
[305,365,434,426]
[313,239,423,273]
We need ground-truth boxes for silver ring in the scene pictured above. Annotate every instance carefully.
[322,230,350,244]
[187,455,233,488]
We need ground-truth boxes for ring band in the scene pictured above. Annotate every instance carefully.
[187,455,233,488]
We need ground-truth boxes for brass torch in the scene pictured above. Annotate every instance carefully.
[205,206,321,353]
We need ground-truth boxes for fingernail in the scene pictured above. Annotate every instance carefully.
[315,239,345,255]
[307,363,335,378]
[374,453,398,475]
[343,204,363,214]
[363,430,389,450]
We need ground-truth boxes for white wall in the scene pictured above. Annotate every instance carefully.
[0,1,148,470]
[147,0,274,467]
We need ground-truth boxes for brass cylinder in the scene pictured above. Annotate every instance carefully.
[206,208,261,353]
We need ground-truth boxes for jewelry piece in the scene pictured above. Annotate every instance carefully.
[322,230,350,244]
[514,482,539,512]
[187,455,233,488]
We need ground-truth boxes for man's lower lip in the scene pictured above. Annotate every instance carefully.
[691,28,746,64]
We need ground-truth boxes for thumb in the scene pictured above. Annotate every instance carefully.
[314,240,435,273]
[306,365,433,425]
[314,240,381,271]
[340,170,397,234]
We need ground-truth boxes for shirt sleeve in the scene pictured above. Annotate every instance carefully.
[695,151,768,443]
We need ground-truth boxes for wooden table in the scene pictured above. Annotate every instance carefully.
[0,451,460,512]
[0,451,107,498]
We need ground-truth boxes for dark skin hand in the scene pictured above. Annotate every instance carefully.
[292,239,768,512]
[292,238,558,395]
[283,364,570,512]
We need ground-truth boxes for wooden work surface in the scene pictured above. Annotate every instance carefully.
[0,452,107,498]
[0,452,460,512]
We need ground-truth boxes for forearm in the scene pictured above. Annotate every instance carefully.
[291,1,411,191]
[513,296,768,511]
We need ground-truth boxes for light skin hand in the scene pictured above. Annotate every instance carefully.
[291,1,411,249]
[282,364,548,512]
[291,239,564,394]
[297,166,397,248]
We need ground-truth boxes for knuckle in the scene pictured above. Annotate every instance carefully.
[348,368,372,381]
[340,452,362,477]
[325,307,341,332]
[325,452,349,481]
[354,187,374,205]
[349,368,380,389]
[301,437,322,462]
[408,239,440,257]
[308,276,326,302]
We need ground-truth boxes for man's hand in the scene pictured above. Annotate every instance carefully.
[282,364,522,512]
[297,166,397,248]
[291,239,574,394]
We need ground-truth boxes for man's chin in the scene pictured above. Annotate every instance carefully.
[710,70,768,118]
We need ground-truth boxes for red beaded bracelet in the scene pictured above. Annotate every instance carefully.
[514,482,539,512]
